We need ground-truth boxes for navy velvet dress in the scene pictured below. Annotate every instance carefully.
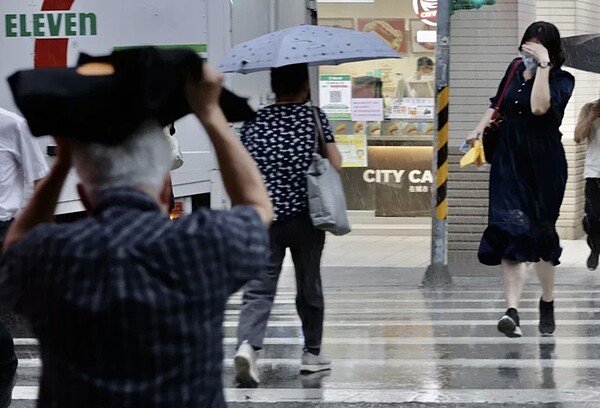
[478,59,575,266]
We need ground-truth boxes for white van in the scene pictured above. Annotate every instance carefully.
[0,0,234,217]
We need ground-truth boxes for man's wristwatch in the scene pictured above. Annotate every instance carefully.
[538,60,550,69]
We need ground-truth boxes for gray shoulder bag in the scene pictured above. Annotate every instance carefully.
[306,107,351,236]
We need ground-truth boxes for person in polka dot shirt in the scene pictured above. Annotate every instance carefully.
[234,63,342,387]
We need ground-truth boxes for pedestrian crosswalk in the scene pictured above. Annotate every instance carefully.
[9,285,600,407]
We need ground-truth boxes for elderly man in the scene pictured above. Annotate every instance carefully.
[0,64,272,407]
[0,107,48,408]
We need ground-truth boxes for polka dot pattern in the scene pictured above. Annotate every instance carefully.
[219,25,399,73]
[240,104,335,221]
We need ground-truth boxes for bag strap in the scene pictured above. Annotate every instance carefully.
[492,59,521,119]
[311,106,328,158]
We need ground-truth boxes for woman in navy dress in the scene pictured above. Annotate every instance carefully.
[466,21,575,338]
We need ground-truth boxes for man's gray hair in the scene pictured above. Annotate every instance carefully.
[72,121,172,194]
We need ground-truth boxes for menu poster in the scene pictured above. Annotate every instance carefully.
[386,97,435,120]
[319,75,352,120]
[357,19,407,53]
[351,98,384,122]
[334,134,368,168]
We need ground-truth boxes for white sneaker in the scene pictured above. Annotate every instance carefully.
[300,351,332,373]
[234,341,259,387]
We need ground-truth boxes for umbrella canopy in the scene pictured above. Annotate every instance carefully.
[219,25,400,74]
[562,34,600,74]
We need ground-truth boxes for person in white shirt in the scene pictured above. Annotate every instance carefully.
[163,125,185,214]
[404,57,434,98]
[0,107,48,407]
[409,56,434,82]
[575,100,600,271]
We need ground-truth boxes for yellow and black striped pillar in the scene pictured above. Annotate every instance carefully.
[435,87,449,221]
[423,0,452,287]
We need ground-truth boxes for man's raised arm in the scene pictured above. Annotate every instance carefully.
[186,65,272,226]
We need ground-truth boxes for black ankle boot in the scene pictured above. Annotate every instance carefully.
[539,298,555,336]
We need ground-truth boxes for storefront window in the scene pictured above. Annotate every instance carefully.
[317,0,436,217]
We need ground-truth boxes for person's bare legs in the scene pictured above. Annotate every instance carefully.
[502,259,527,309]
[535,261,555,302]
[498,259,527,337]
[535,261,556,336]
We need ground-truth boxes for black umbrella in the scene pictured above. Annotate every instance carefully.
[562,34,600,74]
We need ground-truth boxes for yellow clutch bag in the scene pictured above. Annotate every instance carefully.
[459,140,487,168]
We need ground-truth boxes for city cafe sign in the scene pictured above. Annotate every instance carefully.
[413,0,437,26]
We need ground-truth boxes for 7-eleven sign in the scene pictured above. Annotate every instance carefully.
[35,0,76,68]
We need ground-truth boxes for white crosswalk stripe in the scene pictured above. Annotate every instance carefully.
[12,387,600,404]
[9,288,600,406]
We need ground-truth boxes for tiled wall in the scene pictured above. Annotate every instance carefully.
[448,0,525,263]
[536,0,600,239]
[448,0,523,148]
[447,0,600,265]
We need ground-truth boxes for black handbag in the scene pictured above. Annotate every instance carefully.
[483,59,521,161]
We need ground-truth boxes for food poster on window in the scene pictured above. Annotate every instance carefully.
[385,97,435,120]
[380,121,434,136]
[357,18,407,53]
[367,121,382,136]
[331,120,368,168]
[319,75,352,120]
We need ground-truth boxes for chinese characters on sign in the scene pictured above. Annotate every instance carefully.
[335,134,368,168]
[351,98,384,122]
[331,119,368,168]
[387,98,435,120]
[319,74,352,120]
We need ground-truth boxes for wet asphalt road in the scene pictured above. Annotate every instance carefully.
[6,265,600,407]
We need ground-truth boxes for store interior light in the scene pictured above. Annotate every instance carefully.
[417,30,437,43]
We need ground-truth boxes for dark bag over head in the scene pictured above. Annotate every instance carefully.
[8,47,255,144]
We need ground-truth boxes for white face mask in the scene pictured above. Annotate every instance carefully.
[521,53,538,71]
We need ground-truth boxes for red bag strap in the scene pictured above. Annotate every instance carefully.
[492,59,522,118]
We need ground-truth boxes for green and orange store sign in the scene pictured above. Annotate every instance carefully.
[5,12,98,37]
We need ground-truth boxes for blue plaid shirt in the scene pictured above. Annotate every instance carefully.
[0,188,269,407]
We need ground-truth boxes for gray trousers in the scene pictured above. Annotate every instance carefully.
[0,221,17,407]
[237,212,325,350]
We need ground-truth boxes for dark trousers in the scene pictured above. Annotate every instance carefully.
[584,178,600,252]
[237,212,326,350]
[0,221,17,407]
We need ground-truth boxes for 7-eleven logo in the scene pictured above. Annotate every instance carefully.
[34,0,75,68]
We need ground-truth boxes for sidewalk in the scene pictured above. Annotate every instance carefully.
[285,234,590,270]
